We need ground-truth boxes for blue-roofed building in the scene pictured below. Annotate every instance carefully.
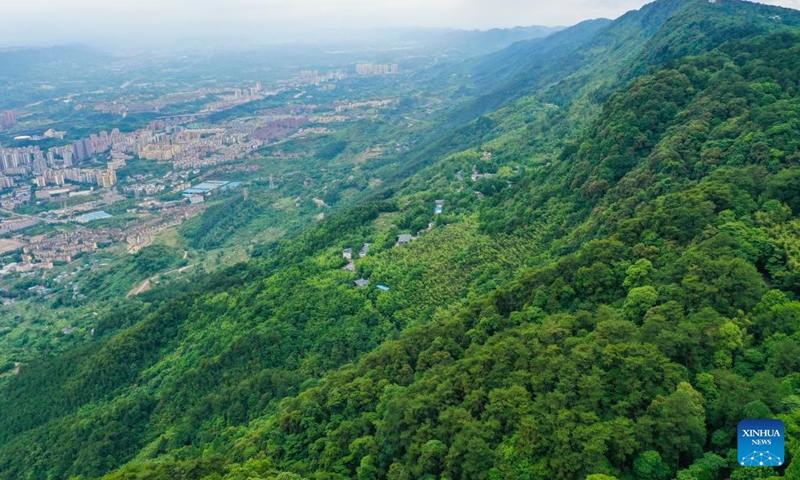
[220,182,241,190]
[376,285,390,291]
[182,180,234,196]
[74,211,112,223]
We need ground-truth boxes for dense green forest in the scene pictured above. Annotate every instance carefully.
[3,1,800,479]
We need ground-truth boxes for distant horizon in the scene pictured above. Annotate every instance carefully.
[0,24,569,51]
[1,0,799,49]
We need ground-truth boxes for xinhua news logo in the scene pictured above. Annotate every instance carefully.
[738,419,785,467]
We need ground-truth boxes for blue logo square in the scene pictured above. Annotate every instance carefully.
[738,419,785,467]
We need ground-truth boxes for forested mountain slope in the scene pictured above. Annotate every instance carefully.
[200,30,800,480]
[3,1,800,480]
[218,30,800,480]
[461,0,800,120]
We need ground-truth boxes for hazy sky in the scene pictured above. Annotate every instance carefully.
[2,0,800,47]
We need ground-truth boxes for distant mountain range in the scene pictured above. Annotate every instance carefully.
[0,44,111,76]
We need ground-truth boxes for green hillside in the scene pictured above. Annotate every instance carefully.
[461,0,800,124]
[3,1,800,479]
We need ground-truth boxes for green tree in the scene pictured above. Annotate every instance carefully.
[647,382,707,470]
[623,286,659,322]
[624,259,655,290]
[675,453,726,480]
[633,450,671,480]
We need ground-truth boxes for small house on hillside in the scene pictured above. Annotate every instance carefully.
[354,278,370,288]
[342,248,353,260]
[396,234,413,246]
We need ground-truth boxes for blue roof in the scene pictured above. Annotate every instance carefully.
[75,211,112,223]
[182,180,231,195]
[221,182,241,190]
[376,285,390,291]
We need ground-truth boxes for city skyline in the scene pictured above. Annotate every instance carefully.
[3,0,800,47]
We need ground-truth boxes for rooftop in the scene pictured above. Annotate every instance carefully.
[74,211,112,223]
[397,234,413,244]
[182,180,231,195]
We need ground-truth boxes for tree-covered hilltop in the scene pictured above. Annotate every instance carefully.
[4,1,800,479]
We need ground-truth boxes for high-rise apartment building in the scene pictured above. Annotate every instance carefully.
[82,138,95,157]
[32,158,47,175]
[62,148,73,167]
[97,168,117,188]
[0,111,17,128]
[44,169,66,186]
[73,140,87,162]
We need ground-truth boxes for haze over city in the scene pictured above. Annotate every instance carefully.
[3,0,800,47]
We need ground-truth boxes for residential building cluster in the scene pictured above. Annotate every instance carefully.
[0,217,40,235]
[31,167,118,188]
[0,185,31,210]
[156,130,263,170]
[121,168,193,198]
[0,113,255,195]
[355,64,399,75]
[3,84,394,203]
[4,119,201,174]
[0,111,17,130]
[0,129,121,192]
[125,204,206,252]
[294,70,348,86]
[203,83,267,112]
[54,122,259,170]
[25,226,125,264]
